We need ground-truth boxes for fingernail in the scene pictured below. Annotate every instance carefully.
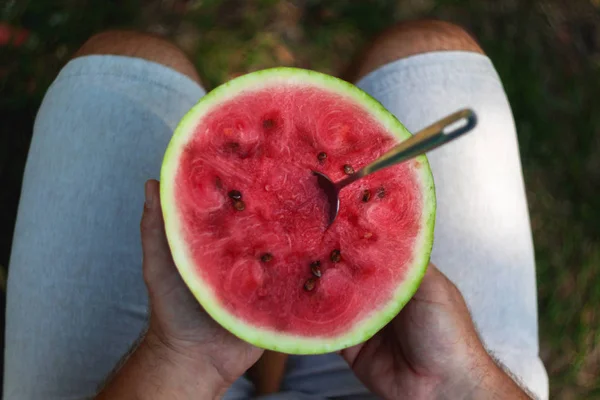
[145,181,155,209]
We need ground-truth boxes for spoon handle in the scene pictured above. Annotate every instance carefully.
[340,108,476,188]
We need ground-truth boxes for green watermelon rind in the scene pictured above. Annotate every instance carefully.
[160,67,436,354]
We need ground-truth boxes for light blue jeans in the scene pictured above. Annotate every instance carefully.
[4,52,549,399]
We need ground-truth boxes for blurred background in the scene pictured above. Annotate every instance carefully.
[1,0,599,398]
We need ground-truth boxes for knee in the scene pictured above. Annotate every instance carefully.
[351,20,484,81]
[74,30,200,84]
[384,20,483,56]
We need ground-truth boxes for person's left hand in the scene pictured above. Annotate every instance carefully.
[141,179,263,393]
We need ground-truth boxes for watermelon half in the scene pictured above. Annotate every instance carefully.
[161,68,435,354]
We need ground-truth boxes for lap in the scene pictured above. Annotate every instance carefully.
[4,51,548,400]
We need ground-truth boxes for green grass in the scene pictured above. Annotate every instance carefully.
[2,0,600,397]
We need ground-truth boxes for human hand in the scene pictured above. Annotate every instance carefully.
[140,179,263,396]
[342,264,530,399]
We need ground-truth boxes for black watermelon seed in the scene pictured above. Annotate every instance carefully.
[362,189,371,202]
[261,253,273,262]
[263,119,275,129]
[310,261,322,277]
[304,278,316,292]
[343,164,355,175]
[376,187,385,199]
[317,152,327,162]
[330,249,341,263]
[228,190,242,200]
[233,200,246,211]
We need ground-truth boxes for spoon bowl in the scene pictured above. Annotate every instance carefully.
[314,108,477,227]
[314,171,340,226]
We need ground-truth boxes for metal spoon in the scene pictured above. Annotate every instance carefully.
[315,108,477,226]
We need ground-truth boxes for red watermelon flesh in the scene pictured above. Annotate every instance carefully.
[174,85,424,338]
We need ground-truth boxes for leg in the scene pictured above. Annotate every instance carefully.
[282,20,548,400]
[2,31,254,399]
[279,21,483,400]
[354,20,548,398]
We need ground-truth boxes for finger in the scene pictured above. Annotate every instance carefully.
[422,262,442,281]
[412,263,470,319]
[340,328,385,368]
[340,344,362,367]
[141,179,177,286]
[413,263,452,299]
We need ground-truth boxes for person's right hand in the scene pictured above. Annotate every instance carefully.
[342,264,531,399]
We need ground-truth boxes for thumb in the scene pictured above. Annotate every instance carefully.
[140,179,179,295]
[140,179,210,342]
[412,263,464,306]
